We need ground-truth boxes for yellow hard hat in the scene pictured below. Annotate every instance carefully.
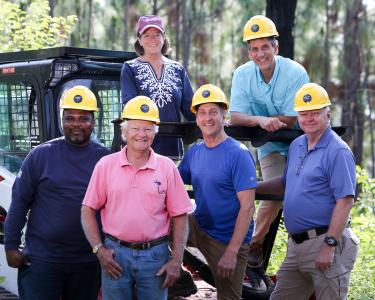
[243,15,279,42]
[294,83,331,112]
[60,85,98,112]
[121,96,160,124]
[191,84,229,113]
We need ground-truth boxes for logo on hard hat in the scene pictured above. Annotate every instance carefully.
[202,90,210,98]
[140,104,150,113]
[303,94,312,103]
[251,24,259,32]
[74,95,83,103]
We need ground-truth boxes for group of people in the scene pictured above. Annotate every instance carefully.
[4,13,358,300]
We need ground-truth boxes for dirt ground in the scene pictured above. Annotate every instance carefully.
[172,280,217,300]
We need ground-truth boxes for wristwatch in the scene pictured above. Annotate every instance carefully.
[92,243,103,254]
[324,236,338,247]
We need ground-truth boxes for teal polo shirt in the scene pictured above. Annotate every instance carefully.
[230,56,309,160]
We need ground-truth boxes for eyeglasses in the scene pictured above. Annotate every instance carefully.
[296,152,308,176]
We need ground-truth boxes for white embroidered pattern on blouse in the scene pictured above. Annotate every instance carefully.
[130,60,182,108]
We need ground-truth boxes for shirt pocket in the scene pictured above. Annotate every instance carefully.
[144,192,166,214]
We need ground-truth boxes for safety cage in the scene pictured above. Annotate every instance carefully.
[0,47,137,175]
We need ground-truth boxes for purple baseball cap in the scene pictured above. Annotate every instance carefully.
[137,15,165,35]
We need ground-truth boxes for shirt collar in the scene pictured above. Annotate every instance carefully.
[118,146,157,170]
[256,56,280,84]
[297,126,333,152]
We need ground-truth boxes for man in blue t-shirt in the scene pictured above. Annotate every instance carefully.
[257,83,359,299]
[4,86,111,300]
[230,15,309,267]
[179,84,257,300]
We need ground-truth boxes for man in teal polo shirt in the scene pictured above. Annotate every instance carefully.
[230,15,309,267]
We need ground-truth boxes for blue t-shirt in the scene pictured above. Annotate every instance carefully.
[4,138,111,263]
[283,127,356,234]
[178,137,257,244]
[121,58,195,159]
[230,56,309,160]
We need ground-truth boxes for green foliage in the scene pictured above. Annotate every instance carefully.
[349,213,375,300]
[354,165,375,215]
[0,0,77,52]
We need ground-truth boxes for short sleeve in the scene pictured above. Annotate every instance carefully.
[83,160,108,209]
[231,145,257,192]
[328,148,356,200]
[230,68,251,114]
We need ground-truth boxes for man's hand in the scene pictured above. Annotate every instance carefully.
[156,258,181,288]
[217,248,237,278]
[97,247,123,279]
[315,243,335,271]
[6,250,30,268]
[258,116,287,132]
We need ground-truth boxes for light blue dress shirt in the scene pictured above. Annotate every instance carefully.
[230,55,309,160]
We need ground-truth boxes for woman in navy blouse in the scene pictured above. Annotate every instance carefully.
[121,15,195,159]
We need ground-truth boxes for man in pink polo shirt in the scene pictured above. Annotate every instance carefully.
[81,96,192,300]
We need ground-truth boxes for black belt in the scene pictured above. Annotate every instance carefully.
[290,226,329,244]
[106,234,168,250]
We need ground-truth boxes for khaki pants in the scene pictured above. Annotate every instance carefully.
[252,152,286,243]
[271,228,359,300]
[187,214,249,300]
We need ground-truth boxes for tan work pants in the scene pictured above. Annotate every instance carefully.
[252,152,286,243]
[271,228,359,300]
[187,214,249,300]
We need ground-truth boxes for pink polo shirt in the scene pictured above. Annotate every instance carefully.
[83,146,192,242]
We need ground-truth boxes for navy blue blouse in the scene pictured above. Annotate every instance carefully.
[121,58,195,159]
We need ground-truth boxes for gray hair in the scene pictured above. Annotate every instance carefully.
[120,120,159,142]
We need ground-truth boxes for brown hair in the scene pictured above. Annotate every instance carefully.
[134,33,171,56]
[247,37,278,50]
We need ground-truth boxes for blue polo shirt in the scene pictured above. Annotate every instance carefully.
[230,56,309,160]
[283,127,356,234]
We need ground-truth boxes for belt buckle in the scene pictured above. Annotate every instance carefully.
[307,229,318,239]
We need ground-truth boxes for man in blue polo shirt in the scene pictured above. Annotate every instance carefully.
[179,84,257,300]
[257,83,359,299]
[230,15,309,267]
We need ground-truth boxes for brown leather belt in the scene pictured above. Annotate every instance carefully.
[106,234,168,250]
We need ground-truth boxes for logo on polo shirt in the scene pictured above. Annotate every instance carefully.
[153,179,166,194]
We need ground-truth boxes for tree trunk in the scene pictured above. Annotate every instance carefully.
[266,0,297,59]
[87,0,93,48]
[49,0,55,17]
[175,0,181,61]
[153,0,158,14]
[322,0,331,89]
[182,0,192,70]
[341,0,364,165]
[123,0,130,51]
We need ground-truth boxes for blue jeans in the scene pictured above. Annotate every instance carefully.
[102,237,169,300]
[17,260,101,300]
